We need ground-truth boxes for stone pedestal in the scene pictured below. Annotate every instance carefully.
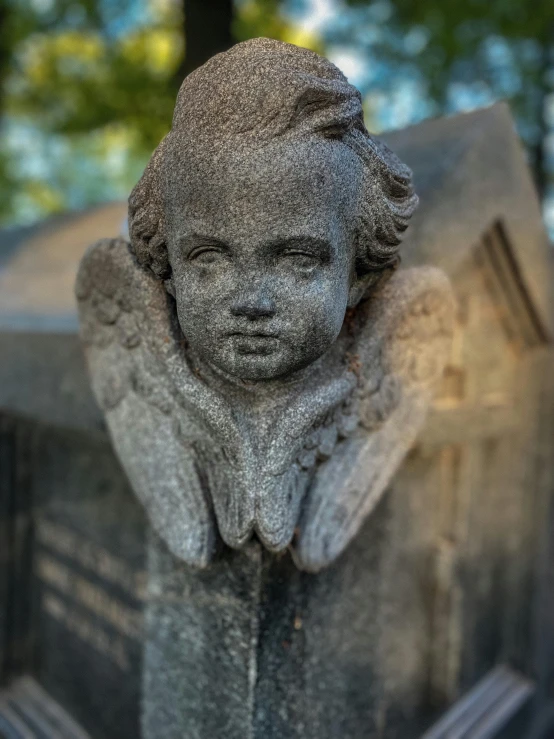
[143,501,393,739]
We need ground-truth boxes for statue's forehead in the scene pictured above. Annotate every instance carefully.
[164,137,362,216]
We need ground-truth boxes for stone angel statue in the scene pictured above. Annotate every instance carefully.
[76,39,454,572]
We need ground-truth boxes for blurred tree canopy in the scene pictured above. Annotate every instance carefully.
[0,0,553,227]
[0,0,183,222]
[337,0,554,198]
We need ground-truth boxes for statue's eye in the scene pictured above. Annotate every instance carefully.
[188,246,225,264]
[282,251,320,270]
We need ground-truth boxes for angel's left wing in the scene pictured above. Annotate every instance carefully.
[293,267,455,572]
[76,237,219,567]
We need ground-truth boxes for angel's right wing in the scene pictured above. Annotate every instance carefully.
[293,267,455,572]
[76,238,218,566]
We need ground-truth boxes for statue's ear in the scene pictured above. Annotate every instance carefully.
[164,277,176,298]
[347,266,397,308]
[347,272,375,307]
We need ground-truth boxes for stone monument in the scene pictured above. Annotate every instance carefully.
[75,38,454,736]
[76,37,454,572]
[1,39,553,739]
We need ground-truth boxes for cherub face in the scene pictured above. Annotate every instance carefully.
[165,139,362,381]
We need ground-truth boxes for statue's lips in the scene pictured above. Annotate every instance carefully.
[226,332,280,355]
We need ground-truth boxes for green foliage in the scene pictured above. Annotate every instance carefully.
[234,0,322,52]
[8,0,184,145]
[1,0,184,225]
[0,144,20,220]
[343,0,554,192]
[10,29,181,149]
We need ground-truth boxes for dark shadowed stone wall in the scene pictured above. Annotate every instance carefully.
[0,411,147,738]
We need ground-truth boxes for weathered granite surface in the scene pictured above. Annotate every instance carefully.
[76,38,454,573]
[143,509,392,739]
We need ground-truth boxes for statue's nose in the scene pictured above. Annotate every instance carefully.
[230,286,276,319]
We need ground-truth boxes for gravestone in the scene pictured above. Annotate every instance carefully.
[1,40,553,739]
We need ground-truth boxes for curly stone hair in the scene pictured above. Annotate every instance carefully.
[128,37,418,281]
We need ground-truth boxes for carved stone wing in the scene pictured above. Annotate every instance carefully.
[75,237,219,566]
[293,267,455,572]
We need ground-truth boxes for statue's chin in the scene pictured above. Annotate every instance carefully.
[190,345,322,386]
[208,355,325,387]
[215,341,294,382]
